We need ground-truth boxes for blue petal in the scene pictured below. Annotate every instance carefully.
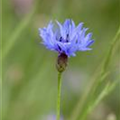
[71,20,75,29]
[86,40,94,47]
[56,20,66,39]
[63,19,71,29]
[76,22,84,31]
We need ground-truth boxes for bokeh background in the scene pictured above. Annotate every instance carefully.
[2,0,120,120]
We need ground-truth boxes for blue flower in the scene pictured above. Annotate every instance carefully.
[39,19,94,57]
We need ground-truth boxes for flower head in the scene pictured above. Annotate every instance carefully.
[39,19,94,57]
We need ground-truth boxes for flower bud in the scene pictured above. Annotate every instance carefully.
[56,53,68,73]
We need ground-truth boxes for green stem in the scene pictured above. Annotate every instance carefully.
[57,72,62,120]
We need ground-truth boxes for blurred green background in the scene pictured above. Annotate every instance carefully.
[2,0,120,120]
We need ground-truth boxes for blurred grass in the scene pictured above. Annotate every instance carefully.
[2,0,42,60]
[70,27,120,120]
[2,0,119,120]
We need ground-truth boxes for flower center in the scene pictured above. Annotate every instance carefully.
[59,34,69,43]
[66,34,69,42]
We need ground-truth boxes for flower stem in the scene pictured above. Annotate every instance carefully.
[57,72,62,120]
